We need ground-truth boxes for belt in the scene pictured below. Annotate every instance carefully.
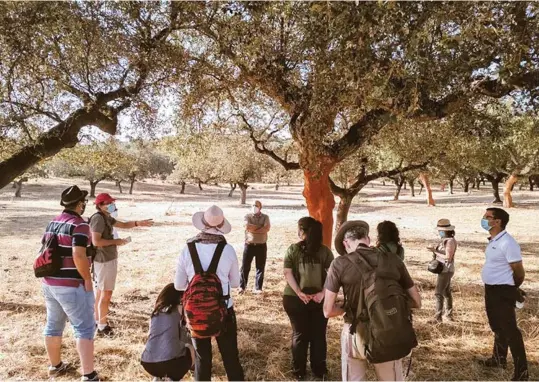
[246,242,267,246]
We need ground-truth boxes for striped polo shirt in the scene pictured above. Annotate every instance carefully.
[42,210,92,288]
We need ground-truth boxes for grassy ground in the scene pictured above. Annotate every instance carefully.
[0,177,538,381]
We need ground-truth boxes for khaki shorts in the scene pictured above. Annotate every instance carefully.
[341,323,404,381]
[93,259,118,291]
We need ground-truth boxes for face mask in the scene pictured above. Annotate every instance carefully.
[439,231,446,238]
[481,218,491,231]
[253,207,260,214]
[111,210,118,219]
[106,203,116,214]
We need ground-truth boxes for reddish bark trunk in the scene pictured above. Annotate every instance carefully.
[303,160,336,248]
[419,173,435,206]
[503,174,518,208]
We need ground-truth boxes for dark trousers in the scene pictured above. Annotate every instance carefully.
[141,353,192,381]
[283,295,328,378]
[240,243,267,291]
[191,307,244,381]
[485,284,528,377]
[435,271,454,319]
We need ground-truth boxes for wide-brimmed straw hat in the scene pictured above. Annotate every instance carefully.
[192,205,232,235]
[334,220,370,256]
[436,218,455,231]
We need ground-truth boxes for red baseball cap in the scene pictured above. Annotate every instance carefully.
[94,193,116,205]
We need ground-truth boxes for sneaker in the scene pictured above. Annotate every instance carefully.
[81,372,100,381]
[96,325,114,337]
[252,289,263,295]
[478,357,507,369]
[48,361,72,377]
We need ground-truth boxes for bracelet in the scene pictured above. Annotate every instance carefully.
[135,221,138,227]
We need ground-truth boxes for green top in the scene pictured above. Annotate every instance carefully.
[283,243,334,297]
[378,242,405,261]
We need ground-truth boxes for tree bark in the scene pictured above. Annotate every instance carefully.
[275,183,279,190]
[419,173,435,206]
[116,180,123,194]
[482,172,505,204]
[503,174,519,208]
[89,180,100,198]
[228,183,237,197]
[13,177,28,197]
[335,194,354,233]
[408,179,415,197]
[448,177,455,195]
[303,160,336,248]
[529,176,535,191]
[180,181,186,194]
[0,107,119,190]
[129,175,136,195]
[238,182,248,205]
[392,176,405,201]
[198,180,203,191]
[464,181,470,193]
[418,183,424,195]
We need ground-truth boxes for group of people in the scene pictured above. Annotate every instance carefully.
[37,185,529,381]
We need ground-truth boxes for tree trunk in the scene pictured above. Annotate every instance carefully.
[303,161,336,247]
[275,183,279,190]
[475,178,481,190]
[128,176,136,195]
[403,181,407,190]
[238,182,248,205]
[464,181,470,193]
[448,178,455,195]
[529,176,535,191]
[198,180,203,191]
[418,182,424,195]
[490,179,502,204]
[393,176,405,201]
[503,174,519,208]
[180,181,186,194]
[13,177,28,197]
[228,183,237,197]
[335,194,354,233]
[408,179,415,197]
[382,180,386,186]
[116,180,123,194]
[11,182,16,188]
[90,180,99,198]
[440,183,446,192]
[419,173,435,206]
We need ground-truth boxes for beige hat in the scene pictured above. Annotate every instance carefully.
[334,220,370,256]
[436,218,455,231]
[192,205,232,235]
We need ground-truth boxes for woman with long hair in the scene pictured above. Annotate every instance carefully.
[283,217,334,380]
[376,220,405,260]
[141,283,194,381]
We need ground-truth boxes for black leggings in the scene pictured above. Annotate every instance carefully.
[141,352,192,381]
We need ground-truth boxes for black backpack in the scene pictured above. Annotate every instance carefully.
[345,247,418,364]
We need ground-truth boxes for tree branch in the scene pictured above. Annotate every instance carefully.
[239,113,300,170]
[365,162,428,183]
[472,70,539,98]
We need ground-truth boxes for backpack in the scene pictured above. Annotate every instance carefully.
[33,216,76,278]
[345,247,418,364]
[182,241,228,339]
[87,211,113,260]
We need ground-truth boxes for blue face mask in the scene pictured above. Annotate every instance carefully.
[439,231,446,238]
[481,218,491,231]
[107,203,116,214]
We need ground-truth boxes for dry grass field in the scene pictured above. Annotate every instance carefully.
[1,178,538,381]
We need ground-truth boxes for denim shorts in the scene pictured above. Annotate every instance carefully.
[42,283,96,340]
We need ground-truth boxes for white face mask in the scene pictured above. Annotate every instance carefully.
[253,207,260,214]
[111,210,118,219]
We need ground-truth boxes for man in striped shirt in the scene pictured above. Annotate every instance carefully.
[41,185,99,381]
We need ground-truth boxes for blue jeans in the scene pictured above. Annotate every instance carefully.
[42,284,96,340]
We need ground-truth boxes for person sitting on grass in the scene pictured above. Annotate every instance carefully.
[141,283,194,381]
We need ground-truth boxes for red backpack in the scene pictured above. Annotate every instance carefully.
[182,241,228,338]
[34,216,76,278]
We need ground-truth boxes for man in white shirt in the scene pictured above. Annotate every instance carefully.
[478,207,528,381]
[174,205,244,381]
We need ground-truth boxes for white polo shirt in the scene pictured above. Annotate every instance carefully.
[174,242,240,308]
[481,230,522,286]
